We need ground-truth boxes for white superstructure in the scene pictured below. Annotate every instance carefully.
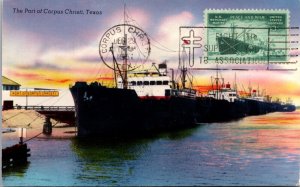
[117,63,172,98]
[116,63,197,99]
[208,83,238,102]
[247,89,265,101]
[118,76,172,98]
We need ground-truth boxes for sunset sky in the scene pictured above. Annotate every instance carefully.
[2,0,300,105]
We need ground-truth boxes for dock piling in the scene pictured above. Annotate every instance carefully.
[43,117,52,135]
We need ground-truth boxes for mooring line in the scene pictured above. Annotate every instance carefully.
[23,121,60,143]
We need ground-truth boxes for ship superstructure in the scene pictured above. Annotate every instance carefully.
[117,63,172,99]
[207,82,237,103]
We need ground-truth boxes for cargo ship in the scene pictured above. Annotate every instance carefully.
[203,74,248,122]
[70,13,211,137]
[279,98,296,112]
[197,70,296,122]
[70,55,295,138]
[241,86,296,115]
[70,62,208,137]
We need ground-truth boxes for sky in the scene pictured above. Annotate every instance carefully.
[2,0,300,105]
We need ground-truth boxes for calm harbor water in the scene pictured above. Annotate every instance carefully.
[2,110,300,186]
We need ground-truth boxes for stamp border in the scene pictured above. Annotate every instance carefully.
[204,9,290,28]
[203,9,290,63]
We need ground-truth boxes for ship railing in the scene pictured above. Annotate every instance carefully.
[13,105,75,111]
[171,89,197,99]
[69,82,115,88]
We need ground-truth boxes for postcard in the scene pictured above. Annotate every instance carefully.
[1,0,300,186]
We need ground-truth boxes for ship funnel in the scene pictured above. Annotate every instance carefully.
[158,63,167,76]
[226,82,231,89]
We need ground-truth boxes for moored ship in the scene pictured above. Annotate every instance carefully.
[70,62,206,137]
[199,71,248,122]
[70,9,212,137]
[196,71,296,122]
[241,87,296,115]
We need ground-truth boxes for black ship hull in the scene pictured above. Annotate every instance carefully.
[198,98,248,122]
[279,104,296,112]
[243,98,288,115]
[70,82,296,138]
[197,97,296,123]
[70,82,204,137]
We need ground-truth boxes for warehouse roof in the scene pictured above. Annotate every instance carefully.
[2,76,21,86]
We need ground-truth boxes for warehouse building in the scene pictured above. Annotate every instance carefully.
[2,76,21,90]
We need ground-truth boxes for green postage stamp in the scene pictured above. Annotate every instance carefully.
[204,9,289,63]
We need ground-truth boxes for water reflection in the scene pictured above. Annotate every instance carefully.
[70,127,198,185]
[231,111,300,158]
[2,162,30,178]
[72,139,148,184]
[154,126,199,140]
[2,111,299,185]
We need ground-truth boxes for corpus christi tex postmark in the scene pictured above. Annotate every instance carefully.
[99,24,151,71]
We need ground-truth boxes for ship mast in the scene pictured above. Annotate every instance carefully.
[121,33,128,89]
[109,4,129,89]
[215,64,220,100]
[122,4,128,89]
[234,72,237,94]
[248,81,252,97]
[111,43,126,87]
[113,46,118,88]
[180,48,188,89]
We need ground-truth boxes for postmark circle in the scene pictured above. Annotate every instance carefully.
[99,24,151,71]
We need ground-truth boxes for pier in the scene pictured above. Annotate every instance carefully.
[13,105,75,125]
[13,105,75,111]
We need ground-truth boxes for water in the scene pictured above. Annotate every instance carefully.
[2,110,300,186]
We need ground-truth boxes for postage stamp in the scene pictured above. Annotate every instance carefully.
[204,9,290,63]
